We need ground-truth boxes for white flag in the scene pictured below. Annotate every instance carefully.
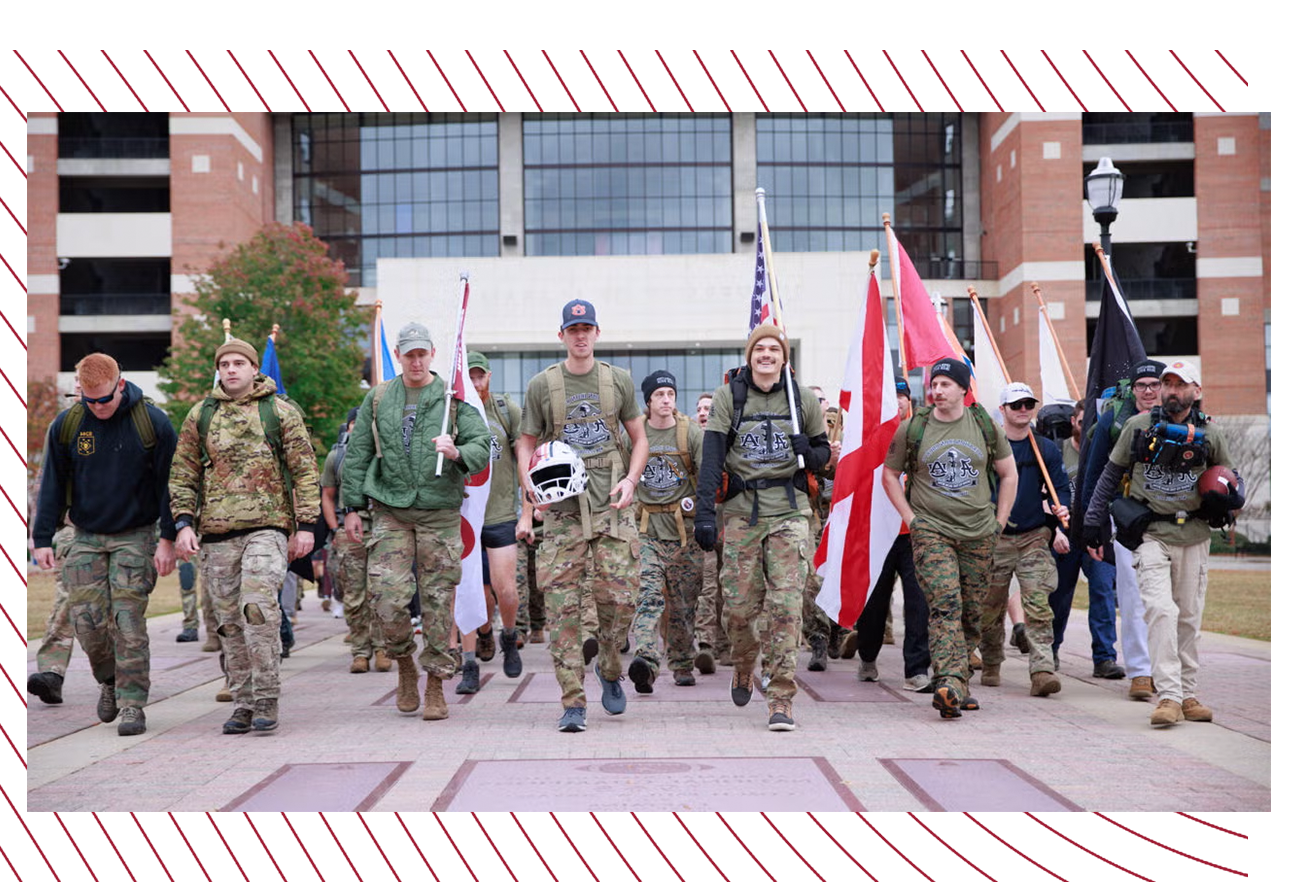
[973,308,1009,424]
[1038,310,1074,406]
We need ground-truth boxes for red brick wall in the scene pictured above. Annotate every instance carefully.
[27,114,59,381]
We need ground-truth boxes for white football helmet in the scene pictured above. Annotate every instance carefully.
[528,441,589,504]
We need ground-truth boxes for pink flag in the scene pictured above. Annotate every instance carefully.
[887,226,962,370]
[449,278,490,634]
[814,268,903,627]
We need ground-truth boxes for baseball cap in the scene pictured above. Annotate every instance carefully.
[561,299,598,330]
[1131,359,1166,382]
[929,357,971,391]
[396,322,433,355]
[467,351,491,372]
[1161,359,1201,386]
[641,369,677,403]
[1000,382,1037,406]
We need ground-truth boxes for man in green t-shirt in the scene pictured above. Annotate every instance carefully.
[515,300,649,734]
[882,357,1017,720]
[453,351,525,694]
[1083,360,1240,728]
[627,370,705,694]
[694,324,830,733]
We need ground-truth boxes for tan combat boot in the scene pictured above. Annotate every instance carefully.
[395,655,420,713]
[1030,671,1061,697]
[374,649,392,672]
[1150,698,1184,727]
[980,663,1001,687]
[1128,676,1155,700]
[350,656,369,674]
[969,649,983,671]
[423,677,448,721]
[1182,697,1213,722]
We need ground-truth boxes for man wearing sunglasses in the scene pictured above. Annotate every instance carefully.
[32,354,179,737]
[976,383,1071,699]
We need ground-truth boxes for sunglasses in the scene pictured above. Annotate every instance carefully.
[82,390,117,405]
[1007,399,1037,411]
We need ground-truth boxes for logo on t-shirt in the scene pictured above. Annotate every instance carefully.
[927,442,980,492]
[488,431,503,463]
[562,396,611,453]
[642,454,685,493]
[737,421,790,467]
[1143,464,1196,496]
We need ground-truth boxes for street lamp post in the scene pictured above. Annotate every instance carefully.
[1086,156,1125,256]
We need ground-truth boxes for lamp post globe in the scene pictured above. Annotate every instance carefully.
[1086,156,1125,255]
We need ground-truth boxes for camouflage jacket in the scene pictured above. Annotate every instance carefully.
[170,374,321,537]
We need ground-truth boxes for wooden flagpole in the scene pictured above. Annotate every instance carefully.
[882,213,907,375]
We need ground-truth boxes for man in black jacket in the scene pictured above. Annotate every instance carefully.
[32,354,178,736]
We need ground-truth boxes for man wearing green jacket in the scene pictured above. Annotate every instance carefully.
[342,322,490,722]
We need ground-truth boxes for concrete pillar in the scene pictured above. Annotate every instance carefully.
[498,113,524,256]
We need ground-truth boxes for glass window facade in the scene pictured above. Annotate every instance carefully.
[756,114,964,273]
[523,114,732,256]
[291,114,499,286]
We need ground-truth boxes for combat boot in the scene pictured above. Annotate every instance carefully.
[1030,671,1061,697]
[117,707,146,736]
[1150,698,1184,727]
[216,683,232,702]
[456,658,481,694]
[27,672,64,705]
[423,677,448,721]
[1129,676,1155,700]
[201,634,221,652]
[395,655,420,713]
[500,629,522,678]
[1182,698,1214,722]
[97,680,118,723]
[374,649,392,672]
[695,646,716,675]
[222,708,253,735]
[475,627,496,662]
[807,636,829,672]
[252,698,278,731]
[350,656,370,674]
[838,630,858,660]
[981,663,1001,687]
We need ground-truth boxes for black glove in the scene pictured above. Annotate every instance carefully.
[694,516,717,552]
[1083,522,1109,551]
[791,433,812,458]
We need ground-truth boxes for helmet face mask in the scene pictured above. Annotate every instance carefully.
[528,441,589,504]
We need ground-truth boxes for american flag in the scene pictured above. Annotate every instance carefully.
[749,220,777,331]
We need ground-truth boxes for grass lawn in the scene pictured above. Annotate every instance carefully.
[1072,567,1270,642]
[26,569,186,639]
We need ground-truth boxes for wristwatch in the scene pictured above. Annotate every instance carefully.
[174,516,194,532]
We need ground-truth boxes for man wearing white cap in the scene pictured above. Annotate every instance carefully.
[977,383,1072,698]
[1084,359,1242,727]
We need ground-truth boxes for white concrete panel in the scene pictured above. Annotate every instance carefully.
[28,116,57,135]
[1081,197,1197,244]
[169,115,264,163]
[1082,143,1195,163]
[1198,257,1264,278]
[59,316,173,333]
[989,113,1082,154]
[1085,300,1199,318]
[1217,137,1236,156]
[57,159,171,177]
[1222,298,1240,316]
[29,274,59,295]
[57,213,172,258]
[999,261,1085,294]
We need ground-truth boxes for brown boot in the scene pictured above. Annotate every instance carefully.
[374,650,392,672]
[1128,676,1155,700]
[395,655,420,713]
[969,649,983,671]
[350,656,369,674]
[1030,671,1061,697]
[1150,698,1184,727]
[1182,698,1214,722]
[423,677,448,721]
[980,663,1001,687]
[215,684,232,702]
[202,634,221,652]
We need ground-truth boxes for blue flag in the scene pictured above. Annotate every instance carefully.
[261,334,286,393]
[379,320,397,382]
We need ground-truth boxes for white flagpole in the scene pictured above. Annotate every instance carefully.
[436,273,470,477]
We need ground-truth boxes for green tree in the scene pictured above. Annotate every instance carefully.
[158,222,367,454]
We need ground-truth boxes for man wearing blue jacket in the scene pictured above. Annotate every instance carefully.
[32,354,178,736]
[977,383,1071,698]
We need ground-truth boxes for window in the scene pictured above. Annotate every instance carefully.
[523,114,732,256]
[59,177,170,213]
[60,258,171,316]
[1085,242,1196,301]
[1082,160,1194,199]
[291,114,500,286]
[755,114,974,277]
[1086,317,1198,358]
[58,112,169,159]
[60,332,171,371]
[1082,113,1193,145]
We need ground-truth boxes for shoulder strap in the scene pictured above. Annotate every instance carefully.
[495,394,517,440]
[904,406,933,482]
[725,371,750,451]
[371,379,393,459]
[597,362,628,467]
[259,395,295,500]
[130,400,157,450]
[197,397,220,468]
[57,403,85,447]
[544,364,566,444]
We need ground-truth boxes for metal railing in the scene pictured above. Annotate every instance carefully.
[1086,278,1197,301]
[1081,121,1193,145]
[920,257,998,281]
[60,293,171,316]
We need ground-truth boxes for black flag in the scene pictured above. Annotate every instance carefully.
[1081,248,1146,438]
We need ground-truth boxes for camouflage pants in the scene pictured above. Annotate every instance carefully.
[333,526,380,658]
[179,560,199,631]
[36,525,76,676]
[368,505,461,679]
[694,543,730,655]
[538,509,638,709]
[801,571,833,643]
[910,522,997,692]
[980,527,1057,674]
[63,525,157,709]
[199,555,219,640]
[720,514,809,702]
[201,530,287,709]
[630,536,702,674]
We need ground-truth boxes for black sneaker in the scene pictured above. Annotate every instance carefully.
[176,628,199,643]
[117,707,146,736]
[223,708,253,735]
[731,670,754,707]
[500,630,523,678]
[596,670,626,715]
[27,672,64,705]
[1011,623,1030,654]
[932,683,963,719]
[456,658,481,694]
[768,699,796,731]
[1093,659,1126,680]
[252,698,279,732]
[695,647,716,675]
[558,706,587,733]
[628,657,655,694]
[97,681,118,723]
[582,637,599,665]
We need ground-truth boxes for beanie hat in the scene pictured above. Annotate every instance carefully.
[214,337,259,367]
[745,324,789,367]
[641,369,677,404]
[929,357,971,391]
[1131,359,1166,382]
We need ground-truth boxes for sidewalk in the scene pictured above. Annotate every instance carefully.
[26,591,1269,812]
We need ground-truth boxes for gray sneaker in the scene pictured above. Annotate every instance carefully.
[558,706,587,732]
[117,707,146,736]
[857,659,879,682]
[596,671,626,715]
[903,673,933,692]
[97,681,118,723]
